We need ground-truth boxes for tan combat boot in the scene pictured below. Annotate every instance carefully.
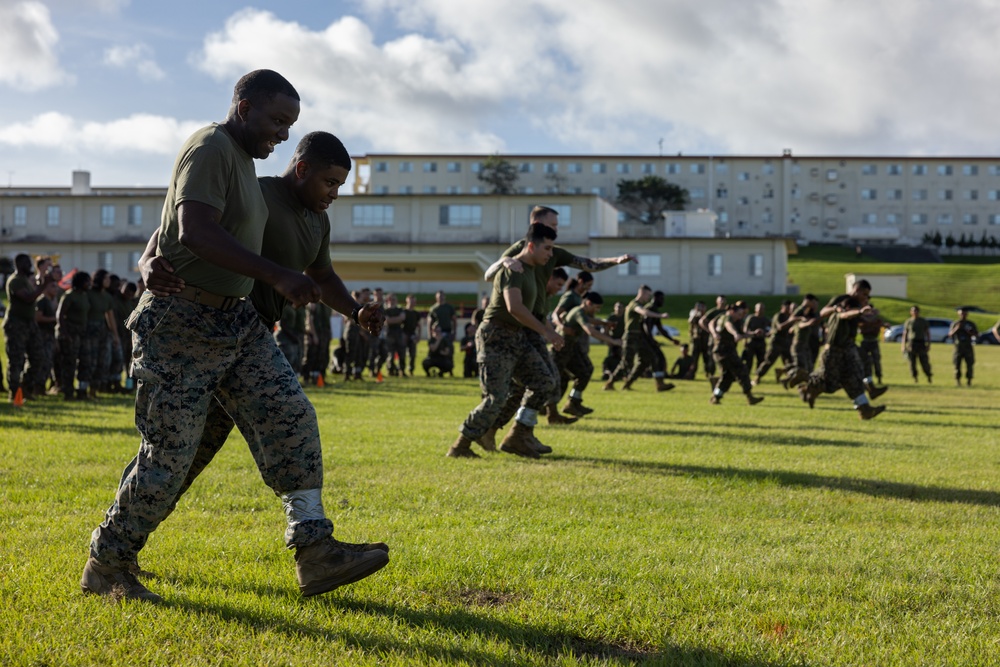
[602,379,615,391]
[563,398,593,417]
[478,427,498,452]
[81,557,162,603]
[446,434,480,458]
[857,404,886,421]
[499,422,541,459]
[746,393,764,405]
[655,378,675,392]
[545,404,578,425]
[866,383,889,400]
[294,537,389,597]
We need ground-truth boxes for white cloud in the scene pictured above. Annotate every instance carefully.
[191,1,1000,156]
[104,43,166,81]
[0,111,206,153]
[0,1,71,91]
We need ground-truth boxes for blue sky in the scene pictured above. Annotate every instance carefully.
[3,0,1000,187]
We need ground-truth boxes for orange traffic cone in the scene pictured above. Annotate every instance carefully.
[316,374,325,388]
[376,370,384,383]
[12,387,24,408]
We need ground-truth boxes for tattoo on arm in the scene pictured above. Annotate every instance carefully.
[568,256,617,272]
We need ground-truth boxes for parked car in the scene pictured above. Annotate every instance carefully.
[883,318,954,343]
[977,330,1000,345]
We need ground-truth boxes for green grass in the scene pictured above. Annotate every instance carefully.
[3,341,1000,666]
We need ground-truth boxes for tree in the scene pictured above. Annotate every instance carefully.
[477,154,518,195]
[615,175,689,225]
[932,231,943,247]
[945,233,956,249]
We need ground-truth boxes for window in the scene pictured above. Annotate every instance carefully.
[886,189,903,201]
[689,188,705,199]
[862,213,878,224]
[826,169,838,181]
[641,163,655,174]
[715,163,729,175]
[471,162,482,173]
[127,204,142,226]
[98,251,113,271]
[717,211,729,223]
[544,162,558,174]
[375,186,389,195]
[519,162,534,173]
[13,205,26,226]
[912,164,927,175]
[749,254,764,277]
[446,161,461,173]
[423,162,437,173]
[592,162,606,174]
[616,163,631,174]
[738,196,750,205]
[666,163,681,175]
[716,187,728,198]
[762,163,774,175]
[399,162,413,173]
[963,164,979,176]
[862,164,878,175]
[352,204,394,227]
[911,214,927,225]
[937,165,953,176]
[990,214,1000,225]
[617,253,660,276]
[423,186,437,194]
[400,186,413,194]
[567,162,582,174]
[570,187,582,194]
[861,189,877,201]
[47,206,59,227]
[737,171,750,181]
[963,214,978,225]
[791,188,801,199]
[887,164,902,175]
[990,190,1000,201]
[938,189,953,201]
[129,251,142,271]
[938,213,953,225]
[534,204,571,227]
[446,186,461,194]
[440,204,482,227]
[101,204,115,227]
[375,162,388,172]
[708,254,722,277]
[762,188,774,199]
[470,186,483,194]
[912,189,928,201]
[691,163,706,174]
[886,213,899,225]
[965,190,979,201]
[761,211,773,224]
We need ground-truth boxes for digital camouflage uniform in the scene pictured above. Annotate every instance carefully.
[384,305,406,374]
[461,264,555,439]
[90,127,335,569]
[84,288,114,388]
[688,310,713,378]
[754,309,793,382]
[33,294,58,393]
[740,312,769,374]
[783,303,818,379]
[56,288,90,398]
[804,297,866,400]
[712,313,753,396]
[401,308,421,374]
[903,315,932,381]
[303,302,332,380]
[552,304,595,399]
[3,272,44,396]
[952,319,978,383]
[611,298,656,385]
[275,304,305,373]
[857,315,884,382]
[601,312,624,380]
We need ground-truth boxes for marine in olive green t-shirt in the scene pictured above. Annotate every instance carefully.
[483,264,538,328]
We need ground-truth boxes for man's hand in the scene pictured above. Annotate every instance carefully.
[611,337,623,347]
[359,302,385,336]
[273,271,321,308]
[617,254,638,265]
[141,256,185,296]
[545,330,565,351]
[501,257,524,273]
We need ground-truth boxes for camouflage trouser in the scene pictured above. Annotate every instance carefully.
[34,330,55,393]
[907,341,932,379]
[612,332,656,383]
[2,317,43,395]
[806,344,865,400]
[368,336,388,372]
[953,345,974,381]
[462,321,555,439]
[602,345,621,379]
[275,330,302,373]
[403,333,418,373]
[90,293,328,567]
[57,323,88,395]
[741,338,766,374]
[343,321,364,374]
[492,329,560,429]
[859,339,882,381]
[81,320,109,385]
[552,337,593,398]
[690,335,715,377]
[783,339,814,378]
[754,338,791,381]
[302,331,331,378]
[713,345,752,395]
[385,331,406,372]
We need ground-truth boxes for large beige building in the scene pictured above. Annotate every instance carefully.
[354,151,1000,245]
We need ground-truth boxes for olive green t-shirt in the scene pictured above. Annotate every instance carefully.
[429,303,456,333]
[156,124,268,297]
[606,313,624,339]
[385,306,404,334]
[36,295,57,334]
[501,240,576,318]
[904,317,930,342]
[771,311,792,343]
[714,314,740,351]
[4,274,34,323]
[249,176,333,324]
[58,289,90,329]
[791,304,816,346]
[562,304,591,344]
[402,309,421,335]
[623,299,646,334]
[484,264,537,328]
[86,290,113,324]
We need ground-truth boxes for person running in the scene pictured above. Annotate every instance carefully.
[708,301,765,406]
[605,285,674,392]
[556,291,621,417]
[752,299,795,386]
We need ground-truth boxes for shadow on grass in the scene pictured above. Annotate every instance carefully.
[0,396,138,437]
[306,380,475,398]
[165,590,781,666]
[571,457,1000,507]
[578,424,866,448]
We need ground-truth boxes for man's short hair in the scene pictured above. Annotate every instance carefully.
[805,293,817,301]
[911,304,920,312]
[232,69,299,107]
[551,267,568,281]
[782,299,793,307]
[530,205,558,222]
[525,222,557,244]
[854,279,872,291]
[639,284,652,292]
[71,271,91,290]
[292,131,351,170]
[577,271,594,283]
[584,291,604,305]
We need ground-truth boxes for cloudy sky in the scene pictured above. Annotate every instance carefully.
[2,0,1000,187]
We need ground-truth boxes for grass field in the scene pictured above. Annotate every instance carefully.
[2,339,1000,666]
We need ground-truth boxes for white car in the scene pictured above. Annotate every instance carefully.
[882,318,954,343]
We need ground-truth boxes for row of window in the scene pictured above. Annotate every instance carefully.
[615,253,764,278]
[860,213,1000,225]
[351,204,572,228]
[7,204,144,227]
